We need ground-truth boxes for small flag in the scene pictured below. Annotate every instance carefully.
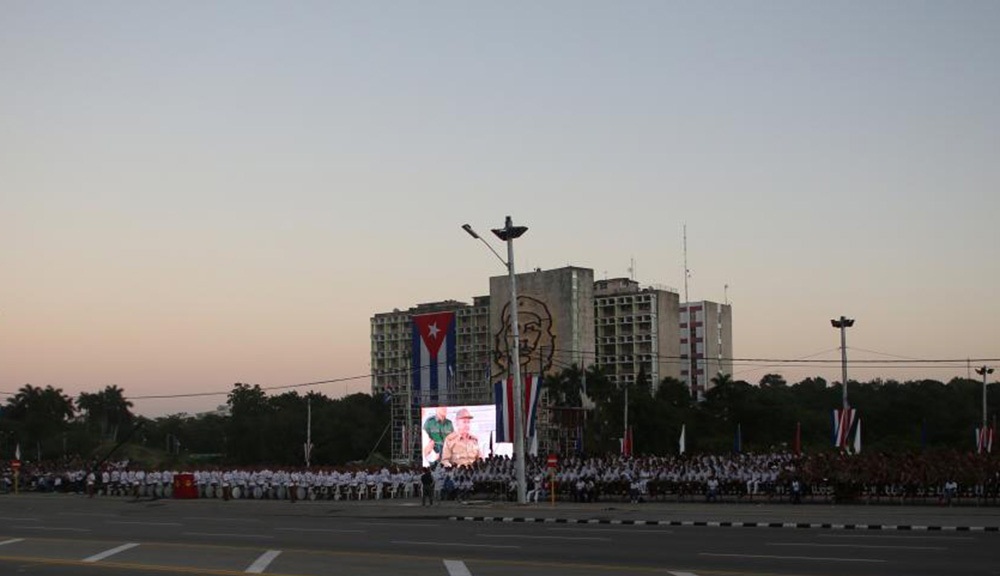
[622,426,633,457]
[833,408,858,449]
[976,426,995,454]
[15,443,21,461]
[679,425,686,455]
[852,418,862,454]
[793,422,801,456]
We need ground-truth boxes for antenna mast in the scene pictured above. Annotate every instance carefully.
[683,225,696,399]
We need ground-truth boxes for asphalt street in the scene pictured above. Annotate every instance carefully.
[1,494,998,575]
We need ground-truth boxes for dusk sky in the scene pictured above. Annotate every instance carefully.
[3,1,998,418]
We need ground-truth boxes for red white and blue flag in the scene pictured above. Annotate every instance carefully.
[832,408,858,450]
[411,311,456,406]
[976,426,995,454]
[494,374,542,445]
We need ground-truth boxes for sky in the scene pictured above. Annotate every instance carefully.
[2,1,998,418]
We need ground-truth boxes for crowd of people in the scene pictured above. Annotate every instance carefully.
[3,450,1000,506]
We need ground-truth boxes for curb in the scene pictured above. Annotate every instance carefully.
[449,516,1000,532]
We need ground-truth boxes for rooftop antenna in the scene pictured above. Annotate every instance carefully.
[683,224,697,399]
[628,257,635,281]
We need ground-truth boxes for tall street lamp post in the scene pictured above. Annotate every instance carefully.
[976,366,994,431]
[830,316,854,410]
[462,217,528,504]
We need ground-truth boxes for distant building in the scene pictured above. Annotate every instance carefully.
[679,300,733,399]
[593,277,681,390]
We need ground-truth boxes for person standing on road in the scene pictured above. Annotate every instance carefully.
[421,467,435,506]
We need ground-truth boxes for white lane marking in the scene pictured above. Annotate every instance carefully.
[392,540,519,549]
[0,539,25,547]
[276,527,365,533]
[246,550,282,574]
[478,534,610,542]
[357,521,441,528]
[183,532,274,539]
[82,543,140,563]
[107,521,183,527]
[769,542,946,551]
[59,512,117,518]
[818,534,976,541]
[184,517,260,522]
[548,527,675,534]
[444,559,473,576]
[13,526,90,532]
[700,553,884,563]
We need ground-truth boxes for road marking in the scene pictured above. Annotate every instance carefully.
[245,549,281,574]
[769,542,946,550]
[548,527,675,534]
[818,534,976,541]
[392,540,520,549]
[107,521,183,527]
[276,527,365,533]
[700,552,884,563]
[0,517,39,522]
[82,542,139,563]
[184,516,263,523]
[357,521,441,528]
[478,534,610,541]
[13,526,91,532]
[183,532,274,539]
[444,559,473,576]
[0,539,25,547]
[59,512,117,518]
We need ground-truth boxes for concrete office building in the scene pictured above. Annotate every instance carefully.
[679,300,734,399]
[593,277,682,390]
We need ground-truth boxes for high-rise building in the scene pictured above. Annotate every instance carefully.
[593,278,681,389]
[679,300,733,399]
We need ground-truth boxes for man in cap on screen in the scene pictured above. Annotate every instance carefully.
[441,408,481,468]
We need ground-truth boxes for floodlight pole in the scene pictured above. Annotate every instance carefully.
[463,217,528,504]
[831,316,854,410]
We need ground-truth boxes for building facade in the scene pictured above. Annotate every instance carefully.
[679,300,734,399]
[593,278,681,389]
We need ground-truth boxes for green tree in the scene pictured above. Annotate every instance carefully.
[4,384,75,460]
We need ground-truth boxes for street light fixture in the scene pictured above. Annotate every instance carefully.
[462,216,528,504]
[830,316,854,410]
[975,366,994,431]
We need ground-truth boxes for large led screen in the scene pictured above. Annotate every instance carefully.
[420,404,511,468]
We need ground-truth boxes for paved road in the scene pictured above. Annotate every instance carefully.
[1,494,998,575]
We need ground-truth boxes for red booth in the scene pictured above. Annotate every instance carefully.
[173,473,198,499]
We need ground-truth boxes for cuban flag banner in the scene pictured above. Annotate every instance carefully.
[976,426,995,454]
[411,311,456,406]
[494,374,543,444]
[832,408,858,449]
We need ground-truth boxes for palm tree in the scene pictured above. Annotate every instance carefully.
[77,386,134,441]
[6,384,74,459]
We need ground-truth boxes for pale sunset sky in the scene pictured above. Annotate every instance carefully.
[2,1,998,417]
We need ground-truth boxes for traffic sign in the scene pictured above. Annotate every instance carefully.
[10,460,20,470]
[546,454,558,469]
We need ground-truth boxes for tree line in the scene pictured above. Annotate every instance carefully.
[1,370,996,465]
[551,367,998,455]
